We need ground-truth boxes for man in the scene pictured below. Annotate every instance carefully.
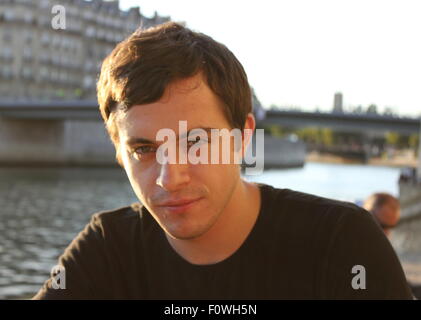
[364,193,420,299]
[363,193,400,237]
[33,22,412,299]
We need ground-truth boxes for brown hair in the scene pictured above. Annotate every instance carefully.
[96,21,252,164]
[363,193,399,213]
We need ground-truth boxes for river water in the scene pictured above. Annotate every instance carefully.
[0,162,420,299]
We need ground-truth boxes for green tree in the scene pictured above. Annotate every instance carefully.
[385,132,399,146]
[409,133,419,153]
[367,104,378,114]
[320,128,334,147]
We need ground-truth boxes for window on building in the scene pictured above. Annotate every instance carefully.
[23,12,33,24]
[23,30,33,43]
[51,55,60,66]
[61,56,70,67]
[22,68,33,79]
[40,0,50,9]
[113,33,121,42]
[84,60,94,71]
[86,26,96,38]
[106,32,114,42]
[4,10,15,21]
[1,66,13,79]
[97,29,104,40]
[59,72,68,83]
[39,52,50,63]
[1,47,13,60]
[3,32,13,42]
[52,35,61,47]
[68,6,78,16]
[51,70,58,81]
[83,75,93,89]
[39,67,49,79]
[23,47,33,60]
[41,32,50,44]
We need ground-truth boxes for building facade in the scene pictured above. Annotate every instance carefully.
[0,0,169,101]
[333,92,343,113]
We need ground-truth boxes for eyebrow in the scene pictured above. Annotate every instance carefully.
[125,127,217,146]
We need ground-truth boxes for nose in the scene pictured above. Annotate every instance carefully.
[156,162,191,192]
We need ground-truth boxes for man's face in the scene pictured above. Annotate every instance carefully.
[116,74,246,240]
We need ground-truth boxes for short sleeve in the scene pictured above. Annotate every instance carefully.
[32,214,112,299]
[322,207,413,299]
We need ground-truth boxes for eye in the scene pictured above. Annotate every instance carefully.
[134,145,156,156]
[187,136,208,148]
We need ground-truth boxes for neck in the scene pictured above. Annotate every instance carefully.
[165,179,261,265]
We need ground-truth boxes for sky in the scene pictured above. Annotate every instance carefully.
[119,0,421,117]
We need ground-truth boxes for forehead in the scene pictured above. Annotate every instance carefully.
[117,74,230,141]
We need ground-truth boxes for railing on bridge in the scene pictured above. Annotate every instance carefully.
[258,110,420,135]
[0,100,101,120]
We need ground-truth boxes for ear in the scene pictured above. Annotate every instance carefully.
[241,113,256,157]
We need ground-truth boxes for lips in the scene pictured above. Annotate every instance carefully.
[156,197,203,214]
[157,197,203,207]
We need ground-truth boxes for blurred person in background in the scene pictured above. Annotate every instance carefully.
[364,192,420,299]
[363,193,400,238]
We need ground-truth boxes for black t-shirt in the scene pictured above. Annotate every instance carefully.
[33,183,413,299]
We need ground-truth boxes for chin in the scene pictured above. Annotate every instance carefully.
[165,226,209,241]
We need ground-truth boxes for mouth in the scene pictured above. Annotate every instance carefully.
[156,197,204,214]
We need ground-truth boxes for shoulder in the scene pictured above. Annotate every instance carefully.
[86,202,145,241]
[257,183,379,250]
[91,203,143,226]
[260,183,370,225]
[33,203,146,299]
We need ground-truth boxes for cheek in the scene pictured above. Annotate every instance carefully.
[122,156,157,202]
[196,162,239,195]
